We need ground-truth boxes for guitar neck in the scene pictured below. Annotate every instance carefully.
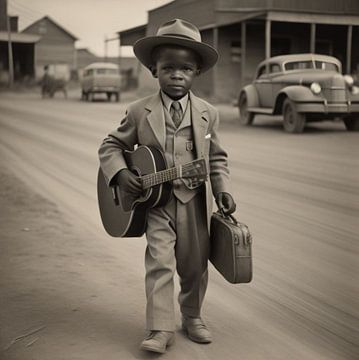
[141,165,183,190]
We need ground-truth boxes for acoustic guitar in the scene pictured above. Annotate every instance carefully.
[97,145,207,237]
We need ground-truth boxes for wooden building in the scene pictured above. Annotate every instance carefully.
[22,16,78,81]
[0,0,40,83]
[119,0,359,102]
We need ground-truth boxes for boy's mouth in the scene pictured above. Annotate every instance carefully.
[168,84,184,89]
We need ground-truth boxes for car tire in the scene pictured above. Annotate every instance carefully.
[343,116,359,131]
[106,92,112,102]
[282,98,305,133]
[238,94,254,125]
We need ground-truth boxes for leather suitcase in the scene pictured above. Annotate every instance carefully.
[209,211,253,284]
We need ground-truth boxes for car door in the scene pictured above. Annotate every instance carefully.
[254,64,272,108]
[267,63,282,108]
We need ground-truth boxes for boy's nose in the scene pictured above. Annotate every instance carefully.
[171,70,183,79]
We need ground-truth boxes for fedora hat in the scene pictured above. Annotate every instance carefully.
[133,19,218,73]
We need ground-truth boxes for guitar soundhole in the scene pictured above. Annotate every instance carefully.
[129,166,153,204]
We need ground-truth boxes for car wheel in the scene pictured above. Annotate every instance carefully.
[343,116,359,131]
[238,94,254,125]
[106,92,112,101]
[282,98,305,133]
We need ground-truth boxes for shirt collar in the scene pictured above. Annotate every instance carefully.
[160,90,189,113]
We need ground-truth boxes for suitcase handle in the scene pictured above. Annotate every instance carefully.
[218,209,238,225]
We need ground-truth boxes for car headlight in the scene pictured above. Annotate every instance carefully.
[344,75,354,87]
[310,82,321,94]
[352,85,359,95]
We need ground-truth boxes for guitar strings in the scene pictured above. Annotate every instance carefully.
[141,161,205,189]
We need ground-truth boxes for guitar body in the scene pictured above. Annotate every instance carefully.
[97,146,172,237]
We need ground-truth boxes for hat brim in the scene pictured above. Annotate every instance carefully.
[133,35,218,73]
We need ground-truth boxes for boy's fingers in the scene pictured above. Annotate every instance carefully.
[129,177,142,191]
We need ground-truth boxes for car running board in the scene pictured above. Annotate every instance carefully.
[247,107,273,114]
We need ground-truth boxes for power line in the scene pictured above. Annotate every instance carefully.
[8,7,37,22]
[8,2,41,21]
[10,0,43,16]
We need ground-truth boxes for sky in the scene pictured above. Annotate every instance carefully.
[7,0,172,57]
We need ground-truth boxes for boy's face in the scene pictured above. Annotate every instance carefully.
[151,46,200,100]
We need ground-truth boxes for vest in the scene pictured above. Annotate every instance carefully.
[163,100,202,203]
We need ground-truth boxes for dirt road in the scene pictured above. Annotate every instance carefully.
[0,90,358,360]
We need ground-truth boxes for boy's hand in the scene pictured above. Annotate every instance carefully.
[215,192,236,215]
[116,169,142,195]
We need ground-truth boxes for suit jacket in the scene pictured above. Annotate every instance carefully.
[98,91,231,230]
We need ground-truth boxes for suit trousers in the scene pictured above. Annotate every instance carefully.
[145,188,209,331]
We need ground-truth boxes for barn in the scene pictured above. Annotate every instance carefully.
[22,16,78,81]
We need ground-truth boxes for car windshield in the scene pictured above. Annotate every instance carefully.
[314,61,338,71]
[284,60,339,72]
[95,69,118,75]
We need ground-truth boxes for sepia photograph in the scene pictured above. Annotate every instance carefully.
[0,1,358,359]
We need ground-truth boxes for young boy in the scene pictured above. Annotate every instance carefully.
[98,19,236,354]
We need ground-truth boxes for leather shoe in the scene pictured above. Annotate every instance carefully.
[182,316,212,343]
[140,331,175,353]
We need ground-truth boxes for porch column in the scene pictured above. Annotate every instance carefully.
[346,25,352,74]
[310,23,316,53]
[241,21,246,89]
[265,18,271,60]
[213,27,218,99]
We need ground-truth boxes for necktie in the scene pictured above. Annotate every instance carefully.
[170,101,183,128]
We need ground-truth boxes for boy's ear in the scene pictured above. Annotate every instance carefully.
[195,69,201,76]
[150,66,158,78]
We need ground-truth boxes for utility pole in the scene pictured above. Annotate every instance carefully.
[6,0,14,87]
[104,35,108,61]
[104,35,119,62]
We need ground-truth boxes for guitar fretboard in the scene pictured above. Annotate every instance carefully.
[140,162,201,189]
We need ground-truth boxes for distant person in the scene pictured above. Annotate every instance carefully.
[41,65,51,98]
[98,19,236,354]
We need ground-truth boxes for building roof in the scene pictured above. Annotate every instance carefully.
[22,15,78,41]
[0,31,40,43]
[118,24,146,46]
[118,0,359,45]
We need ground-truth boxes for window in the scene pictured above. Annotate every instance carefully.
[84,69,94,76]
[231,41,241,63]
[314,61,338,72]
[272,37,291,57]
[269,63,281,73]
[96,69,118,75]
[38,21,47,35]
[257,65,266,78]
[316,40,333,56]
[284,61,314,71]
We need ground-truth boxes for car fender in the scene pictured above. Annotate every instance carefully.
[239,84,259,108]
[273,86,320,114]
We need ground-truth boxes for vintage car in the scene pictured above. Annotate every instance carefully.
[238,54,359,132]
[81,62,121,102]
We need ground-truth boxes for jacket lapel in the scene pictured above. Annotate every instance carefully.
[145,91,209,156]
[190,91,209,158]
[145,92,166,151]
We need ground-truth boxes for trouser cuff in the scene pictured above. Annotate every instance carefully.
[146,317,175,331]
[180,305,201,318]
